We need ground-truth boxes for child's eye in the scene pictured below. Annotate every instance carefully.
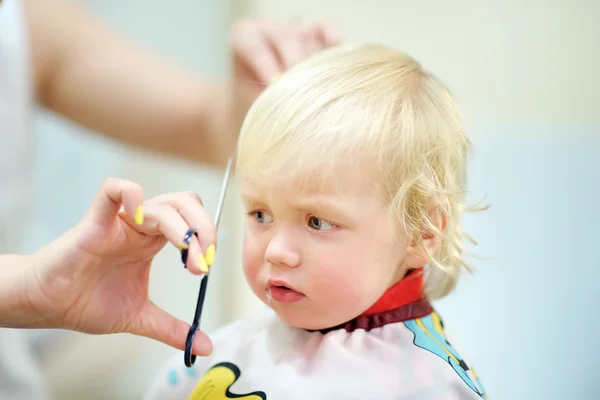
[307,216,337,231]
[250,210,273,224]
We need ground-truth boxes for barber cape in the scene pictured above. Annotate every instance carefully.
[144,271,487,400]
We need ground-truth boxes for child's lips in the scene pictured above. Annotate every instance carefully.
[266,279,305,304]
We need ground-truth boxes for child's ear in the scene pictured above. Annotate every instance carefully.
[404,213,446,268]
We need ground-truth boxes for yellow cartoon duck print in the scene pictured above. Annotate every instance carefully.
[189,362,266,400]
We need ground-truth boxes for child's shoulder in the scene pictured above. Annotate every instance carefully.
[399,309,488,399]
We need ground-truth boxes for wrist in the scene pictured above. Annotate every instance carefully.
[0,253,45,328]
[195,82,236,167]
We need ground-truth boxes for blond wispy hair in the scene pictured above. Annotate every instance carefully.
[236,43,483,299]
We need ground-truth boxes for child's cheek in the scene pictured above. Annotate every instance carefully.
[242,232,266,290]
[242,241,259,271]
[315,252,380,312]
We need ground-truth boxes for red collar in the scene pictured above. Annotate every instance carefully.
[362,267,425,315]
[316,268,432,334]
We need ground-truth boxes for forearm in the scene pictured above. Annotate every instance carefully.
[0,254,43,328]
[24,0,234,167]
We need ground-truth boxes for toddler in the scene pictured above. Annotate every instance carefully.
[145,43,488,400]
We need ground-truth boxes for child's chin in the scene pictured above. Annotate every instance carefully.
[271,308,340,331]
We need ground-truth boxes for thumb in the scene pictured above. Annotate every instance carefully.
[130,302,214,357]
[87,177,145,227]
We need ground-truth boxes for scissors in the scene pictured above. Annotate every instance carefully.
[181,156,233,367]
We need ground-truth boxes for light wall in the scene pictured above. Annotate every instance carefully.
[230,1,600,399]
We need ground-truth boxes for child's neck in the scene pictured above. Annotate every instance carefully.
[314,267,432,334]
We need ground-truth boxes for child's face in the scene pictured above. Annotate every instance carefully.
[241,166,411,330]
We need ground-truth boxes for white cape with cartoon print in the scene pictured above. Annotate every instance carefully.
[144,307,487,400]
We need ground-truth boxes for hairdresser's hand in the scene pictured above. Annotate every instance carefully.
[27,178,216,356]
[230,18,342,128]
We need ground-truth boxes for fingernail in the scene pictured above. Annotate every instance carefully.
[176,241,189,250]
[198,254,208,273]
[205,245,215,266]
[270,73,280,84]
[134,205,144,225]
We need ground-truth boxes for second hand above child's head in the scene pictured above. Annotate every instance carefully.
[146,43,488,400]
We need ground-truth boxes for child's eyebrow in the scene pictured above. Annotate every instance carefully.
[290,195,352,221]
[240,193,263,205]
[241,190,355,221]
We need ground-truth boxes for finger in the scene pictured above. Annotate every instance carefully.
[314,21,343,47]
[132,302,213,357]
[301,25,322,56]
[264,24,306,70]
[139,205,206,274]
[231,21,282,84]
[88,177,144,227]
[161,192,218,267]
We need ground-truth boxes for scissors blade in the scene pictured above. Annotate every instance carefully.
[213,156,233,229]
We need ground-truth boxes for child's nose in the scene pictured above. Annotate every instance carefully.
[264,230,300,268]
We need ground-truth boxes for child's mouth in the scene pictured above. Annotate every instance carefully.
[266,282,305,304]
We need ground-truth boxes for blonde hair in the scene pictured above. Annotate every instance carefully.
[236,43,482,300]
